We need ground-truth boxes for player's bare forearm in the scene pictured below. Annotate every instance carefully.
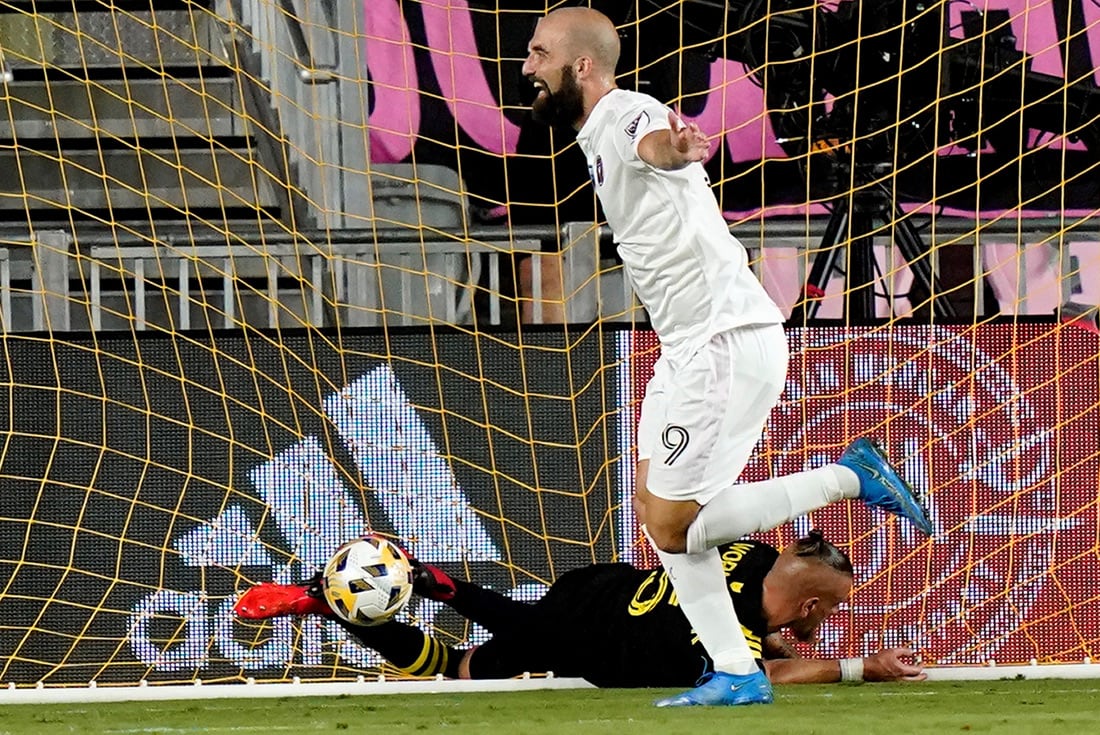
[636,111,709,170]
[763,657,843,684]
[637,131,692,170]
[763,647,926,684]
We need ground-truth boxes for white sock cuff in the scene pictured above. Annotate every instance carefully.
[830,463,862,499]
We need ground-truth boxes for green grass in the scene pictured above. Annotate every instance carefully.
[2,680,1100,734]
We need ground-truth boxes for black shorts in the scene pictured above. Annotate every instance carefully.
[464,566,606,680]
[466,564,708,687]
[465,543,775,687]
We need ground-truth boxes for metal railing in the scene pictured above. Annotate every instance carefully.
[83,238,537,331]
[2,215,1098,333]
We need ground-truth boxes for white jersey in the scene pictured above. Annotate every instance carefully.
[576,89,783,362]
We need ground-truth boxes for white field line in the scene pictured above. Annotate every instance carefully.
[3,664,1100,706]
[0,676,596,705]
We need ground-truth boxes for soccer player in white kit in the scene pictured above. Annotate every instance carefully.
[521,7,933,707]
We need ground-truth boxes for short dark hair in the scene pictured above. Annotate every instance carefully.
[791,530,853,575]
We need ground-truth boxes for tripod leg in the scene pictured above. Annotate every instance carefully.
[847,210,878,321]
[790,200,849,323]
[892,208,958,319]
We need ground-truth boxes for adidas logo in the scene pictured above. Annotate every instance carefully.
[127,364,501,671]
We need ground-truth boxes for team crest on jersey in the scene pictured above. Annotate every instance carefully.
[624,111,649,139]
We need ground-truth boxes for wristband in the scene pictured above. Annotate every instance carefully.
[839,657,865,682]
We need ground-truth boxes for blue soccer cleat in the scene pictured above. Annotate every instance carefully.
[839,437,934,536]
[654,670,774,707]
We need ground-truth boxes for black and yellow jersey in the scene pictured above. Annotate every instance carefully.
[509,540,779,687]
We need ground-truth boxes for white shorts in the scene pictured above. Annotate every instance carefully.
[638,324,789,504]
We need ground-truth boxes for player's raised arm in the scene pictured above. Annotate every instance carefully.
[637,111,709,170]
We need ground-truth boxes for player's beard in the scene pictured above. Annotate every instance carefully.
[531,65,585,128]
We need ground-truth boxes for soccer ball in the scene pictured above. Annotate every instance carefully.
[321,534,414,626]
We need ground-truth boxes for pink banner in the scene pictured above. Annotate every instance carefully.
[365,0,1096,166]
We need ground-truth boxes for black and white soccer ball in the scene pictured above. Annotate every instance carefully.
[321,534,414,626]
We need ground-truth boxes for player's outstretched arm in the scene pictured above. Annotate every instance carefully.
[636,111,709,170]
[763,647,925,684]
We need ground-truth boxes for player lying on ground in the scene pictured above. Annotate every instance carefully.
[235,530,925,688]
